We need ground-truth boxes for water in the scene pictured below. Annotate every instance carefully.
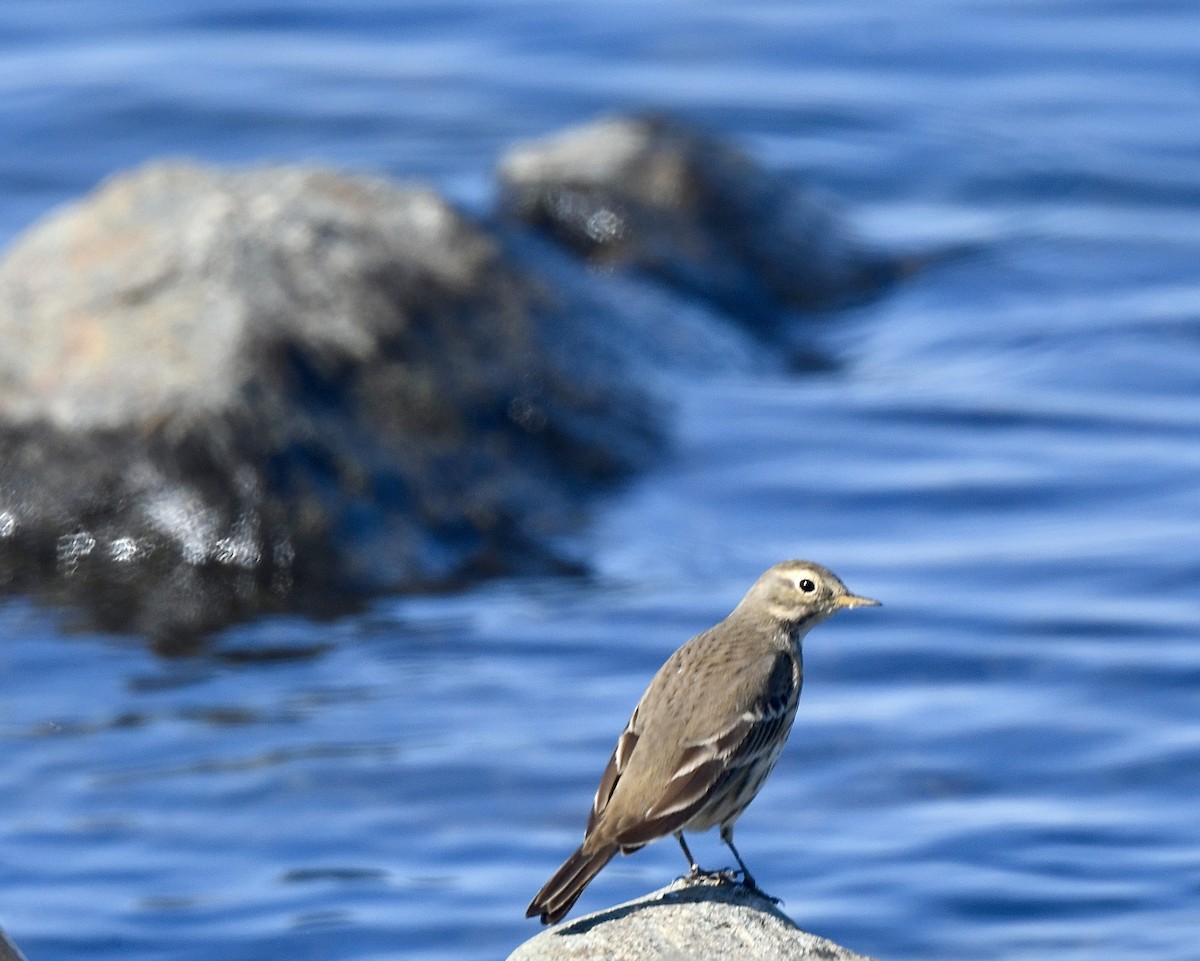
[2,2,1199,959]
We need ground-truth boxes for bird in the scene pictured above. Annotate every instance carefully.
[526,559,879,925]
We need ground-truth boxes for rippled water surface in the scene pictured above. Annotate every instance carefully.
[2,2,1199,960]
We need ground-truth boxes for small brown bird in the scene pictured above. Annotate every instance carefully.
[526,559,879,925]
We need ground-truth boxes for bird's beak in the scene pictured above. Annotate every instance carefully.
[835,591,881,609]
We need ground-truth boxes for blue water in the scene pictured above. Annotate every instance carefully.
[2,2,1198,960]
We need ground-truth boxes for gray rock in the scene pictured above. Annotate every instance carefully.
[508,876,878,961]
[0,161,660,645]
[498,114,903,327]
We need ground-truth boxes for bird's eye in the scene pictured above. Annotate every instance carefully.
[798,578,816,593]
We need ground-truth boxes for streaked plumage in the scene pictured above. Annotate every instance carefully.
[526,559,879,924]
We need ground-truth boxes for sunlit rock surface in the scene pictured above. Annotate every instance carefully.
[498,114,903,327]
[508,877,878,961]
[0,162,660,647]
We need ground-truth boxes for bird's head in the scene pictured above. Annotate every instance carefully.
[741,559,880,628]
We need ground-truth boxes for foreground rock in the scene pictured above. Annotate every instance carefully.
[0,162,659,647]
[498,114,903,327]
[508,877,877,961]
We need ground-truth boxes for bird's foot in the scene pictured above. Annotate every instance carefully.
[682,865,741,886]
[736,871,781,904]
[680,866,783,903]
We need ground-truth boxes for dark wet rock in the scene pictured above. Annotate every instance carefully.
[0,162,660,648]
[507,876,878,961]
[0,114,909,646]
[498,114,904,327]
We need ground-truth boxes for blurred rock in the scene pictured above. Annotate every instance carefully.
[0,928,28,961]
[0,162,660,647]
[498,114,903,327]
[507,876,878,961]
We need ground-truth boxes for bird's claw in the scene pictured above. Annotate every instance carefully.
[749,885,783,905]
[679,866,783,904]
[736,872,781,904]
[682,865,741,885]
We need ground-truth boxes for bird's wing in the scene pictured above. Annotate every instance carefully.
[613,649,799,846]
[586,705,640,835]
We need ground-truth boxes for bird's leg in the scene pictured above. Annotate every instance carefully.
[677,832,740,885]
[720,826,779,902]
[719,826,756,888]
[676,833,701,875]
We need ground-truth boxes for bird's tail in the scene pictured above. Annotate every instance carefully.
[526,841,619,925]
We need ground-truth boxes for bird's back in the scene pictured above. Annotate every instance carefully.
[593,612,803,842]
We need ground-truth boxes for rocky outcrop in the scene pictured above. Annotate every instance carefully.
[0,115,903,645]
[507,877,878,961]
[0,162,659,647]
[498,114,903,327]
